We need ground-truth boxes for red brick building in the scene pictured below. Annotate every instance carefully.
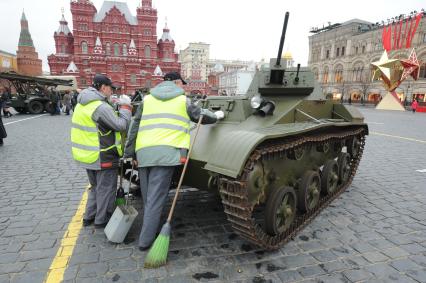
[17,12,42,76]
[48,0,180,94]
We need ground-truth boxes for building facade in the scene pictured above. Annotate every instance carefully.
[0,50,18,73]
[179,42,210,82]
[16,12,42,76]
[48,0,180,94]
[308,14,426,104]
[218,69,255,96]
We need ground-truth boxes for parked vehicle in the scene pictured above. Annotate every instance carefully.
[125,12,368,249]
[0,72,73,114]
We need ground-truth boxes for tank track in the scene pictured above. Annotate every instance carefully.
[219,126,367,250]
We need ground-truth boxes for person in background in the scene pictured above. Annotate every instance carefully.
[0,87,4,117]
[411,99,418,113]
[1,87,13,118]
[124,71,224,251]
[62,91,72,115]
[71,89,80,111]
[0,111,6,145]
[71,74,132,228]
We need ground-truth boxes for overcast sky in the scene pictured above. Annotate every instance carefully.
[0,0,423,72]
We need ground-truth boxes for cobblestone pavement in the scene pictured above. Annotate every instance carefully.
[0,108,425,283]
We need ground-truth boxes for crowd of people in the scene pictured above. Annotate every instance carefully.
[47,89,80,116]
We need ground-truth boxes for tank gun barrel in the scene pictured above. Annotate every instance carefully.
[275,12,289,67]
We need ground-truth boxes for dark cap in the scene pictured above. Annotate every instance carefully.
[164,72,187,85]
[92,74,118,90]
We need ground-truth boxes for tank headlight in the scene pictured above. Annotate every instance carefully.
[250,96,263,109]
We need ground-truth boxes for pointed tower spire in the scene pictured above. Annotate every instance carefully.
[18,11,34,47]
[159,19,173,42]
[17,11,42,76]
[21,10,27,21]
[55,12,72,35]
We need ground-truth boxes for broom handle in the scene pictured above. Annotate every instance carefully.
[167,114,204,222]
[119,131,126,188]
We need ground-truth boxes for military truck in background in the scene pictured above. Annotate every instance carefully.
[0,72,73,114]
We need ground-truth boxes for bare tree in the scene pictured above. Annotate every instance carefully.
[359,71,371,105]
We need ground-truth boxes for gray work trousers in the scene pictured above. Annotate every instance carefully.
[138,166,175,248]
[85,168,118,225]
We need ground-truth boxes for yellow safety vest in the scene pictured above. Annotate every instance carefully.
[136,95,190,151]
[71,100,122,165]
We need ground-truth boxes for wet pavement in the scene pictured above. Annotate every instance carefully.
[0,108,425,283]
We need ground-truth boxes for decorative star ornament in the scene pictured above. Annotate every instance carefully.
[400,48,420,81]
[370,51,403,91]
[371,51,393,82]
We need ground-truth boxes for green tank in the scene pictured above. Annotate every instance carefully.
[129,12,368,250]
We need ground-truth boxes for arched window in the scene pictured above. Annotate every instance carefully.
[113,43,120,56]
[144,45,151,58]
[419,62,426,79]
[312,68,319,81]
[81,41,88,54]
[106,42,111,55]
[334,65,343,83]
[61,44,66,54]
[122,44,127,56]
[352,66,364,82]
[323,67,329,84]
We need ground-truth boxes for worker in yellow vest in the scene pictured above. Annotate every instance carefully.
[71,74,132,228]
[124,72,224,250]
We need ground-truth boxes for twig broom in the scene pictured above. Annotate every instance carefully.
[144,114,204,268]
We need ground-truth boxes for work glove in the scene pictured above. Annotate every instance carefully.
[214,110,225,120]
[118,95,132,106]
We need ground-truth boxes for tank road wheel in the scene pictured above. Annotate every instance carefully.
[321,160,339,195]
[265,186,297,236]
[28,101,43,114]
[287,147,304,160]
[337,153,351,184]
[298,171,321,213]
[316,142,330,153]
[347,137,361,157]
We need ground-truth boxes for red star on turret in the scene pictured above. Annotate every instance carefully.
[400,49,420,81]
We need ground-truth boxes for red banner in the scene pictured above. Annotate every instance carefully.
[382,24,392,51]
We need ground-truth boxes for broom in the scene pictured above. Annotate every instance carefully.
[144,114,204,268]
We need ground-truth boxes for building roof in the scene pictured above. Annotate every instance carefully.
[342,18,373,26]
[94,1,137,25]
[159,23,173,42]
[212,63,224,73]
[282,51,292,59]
[0,50,16,57]
[55,14,72,35]
[153,65,163,76]
[66,61,78,73]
